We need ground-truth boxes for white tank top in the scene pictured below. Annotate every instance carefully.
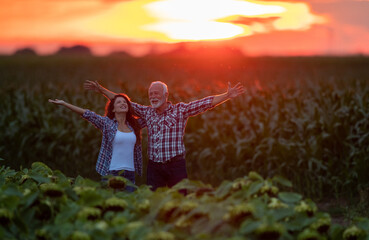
[109,130,136,171]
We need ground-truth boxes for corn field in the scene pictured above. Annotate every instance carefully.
[0,55,368,199]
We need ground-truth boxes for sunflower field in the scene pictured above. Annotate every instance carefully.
[1,161,369,240]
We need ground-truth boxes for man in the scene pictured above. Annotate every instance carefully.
[84,80,245,190]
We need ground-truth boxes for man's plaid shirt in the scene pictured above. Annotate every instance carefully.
[131,96,214,163]
[82,110,145,176]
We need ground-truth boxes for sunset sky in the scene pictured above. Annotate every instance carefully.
[1,0,368,56]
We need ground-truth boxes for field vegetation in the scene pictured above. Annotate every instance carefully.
[1,161,369,239]
[0,54,368,203]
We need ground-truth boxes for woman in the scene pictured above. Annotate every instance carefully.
[49,94,145,192]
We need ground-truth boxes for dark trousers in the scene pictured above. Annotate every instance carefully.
[147,154,187,191]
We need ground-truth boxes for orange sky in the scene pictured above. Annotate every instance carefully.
[0,0,368,56]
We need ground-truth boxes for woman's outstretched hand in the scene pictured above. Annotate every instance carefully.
[48,99,65,105]
[84,80,102,93]
[227,82,245,98]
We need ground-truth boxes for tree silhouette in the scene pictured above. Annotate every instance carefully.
[55,45,92,56]
[13,48,37,56]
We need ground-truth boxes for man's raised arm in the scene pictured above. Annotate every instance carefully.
[211,82,245,107]
[84,80,117,100]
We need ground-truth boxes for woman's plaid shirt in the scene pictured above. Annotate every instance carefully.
[82,110,145,176]
[131,96,214,163]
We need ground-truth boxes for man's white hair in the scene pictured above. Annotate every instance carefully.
[150,81,168,95]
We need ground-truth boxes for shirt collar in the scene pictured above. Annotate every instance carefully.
[113,119,134,131]
[156,101,172,115]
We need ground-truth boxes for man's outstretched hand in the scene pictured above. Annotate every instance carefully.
[84,80,102,93]
[227,82,245,98]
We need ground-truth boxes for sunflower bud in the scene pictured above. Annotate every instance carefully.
[297,228,321,240]
[223,203,255,225]
[77,207,101,221]
[294,201,317,217]
[105,197,128,212]
[231,178,250,191]
[271,186,279,195]
[255,223,285,240]
[138,199,150,212]
[343,226,365,240]
[260,183,279,196]
[108,176,127,189]
[20,174,31,184]
[35,228,49,240]
[311,216,331,234]
[0,208,13,225]
[40,183,64,198]
[158,200,180,221]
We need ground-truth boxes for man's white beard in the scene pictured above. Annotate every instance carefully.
[151,98,165,109]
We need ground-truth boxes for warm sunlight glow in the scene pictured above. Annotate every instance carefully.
[0,0,336,56]
[145,0,285,21]
[144,21,246,41]
[1,0,368,56]
[272,2,326,30]
[142,0,284,40]
[80,0,325,42]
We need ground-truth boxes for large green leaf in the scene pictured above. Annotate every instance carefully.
[272,176,293,188]
[278,192,302,203]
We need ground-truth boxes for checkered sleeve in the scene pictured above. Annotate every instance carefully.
[181,96,215,118]
[137,117,146,129]
[81,110,107,131]
[131,102,148,118]
[134,144,143,176]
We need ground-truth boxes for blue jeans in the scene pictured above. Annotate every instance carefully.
[147,154,187,191]
[106,169,136,193]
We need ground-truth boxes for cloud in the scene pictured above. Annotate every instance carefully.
[262,0,369,29]
[310,1,369,29]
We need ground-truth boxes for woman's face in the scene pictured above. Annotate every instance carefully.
[113,97,128,113]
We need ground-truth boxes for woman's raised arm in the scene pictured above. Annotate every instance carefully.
[48,99,87,115]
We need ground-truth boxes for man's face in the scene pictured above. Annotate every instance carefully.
[149,84,166,109]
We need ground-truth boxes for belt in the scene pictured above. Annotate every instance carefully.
[150,153,185,164]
